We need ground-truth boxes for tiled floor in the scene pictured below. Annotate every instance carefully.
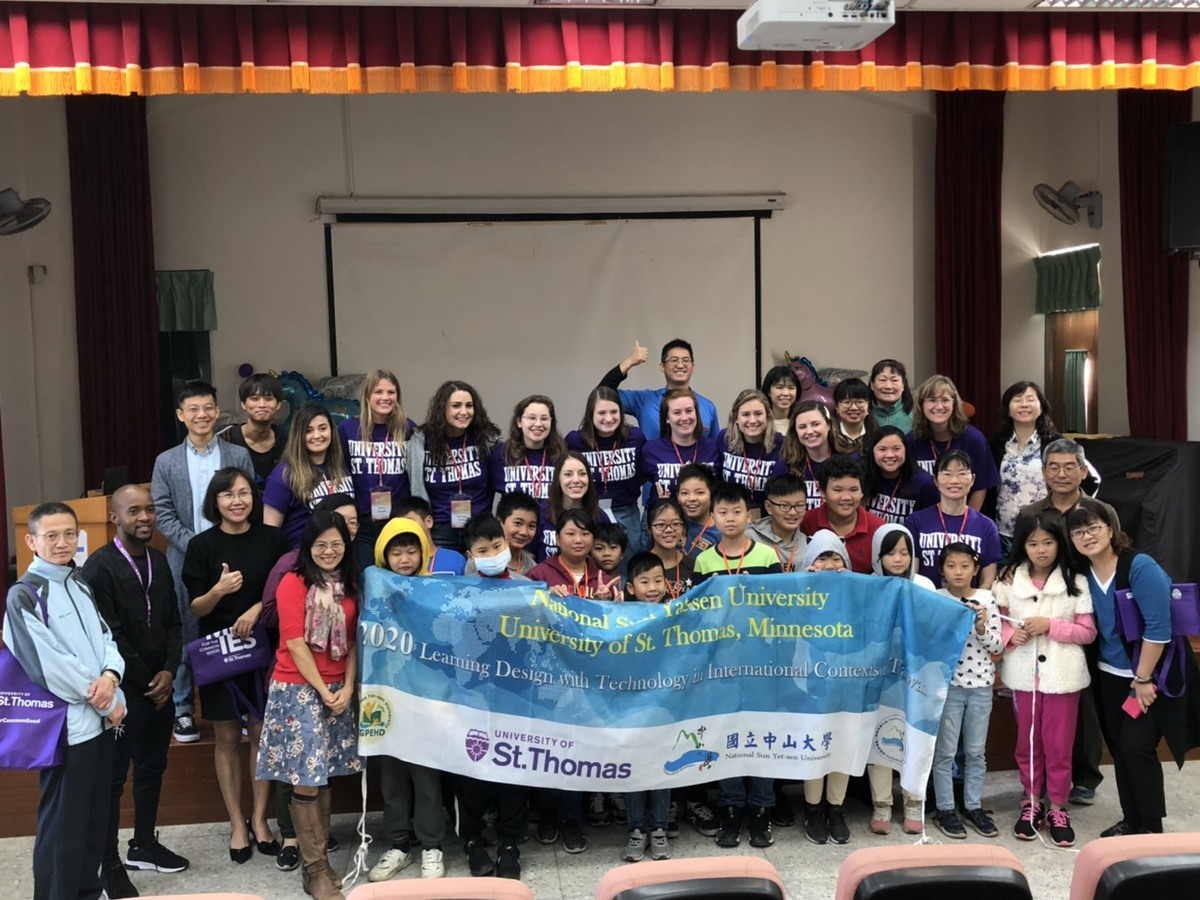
[2,763,1198,899]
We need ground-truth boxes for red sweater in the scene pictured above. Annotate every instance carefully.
[273,572,358,685]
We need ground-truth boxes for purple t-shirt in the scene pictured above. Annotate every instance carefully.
[422,441,491,526]
[639,436,720,497]
[488,445,557,509]
[903,505,1001,584]
[262,462,355,547]
[906,425,1000,492]
[338,418,415,516]
[717,431,786,510]
[866,469,940,525]
[565,428,646,510]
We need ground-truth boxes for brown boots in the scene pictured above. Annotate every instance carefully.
[291,791,343,900]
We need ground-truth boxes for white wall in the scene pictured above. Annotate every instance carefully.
[999,91,1128,435]
[0,97,82,550]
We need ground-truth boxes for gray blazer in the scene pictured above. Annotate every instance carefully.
[150,437,254,580]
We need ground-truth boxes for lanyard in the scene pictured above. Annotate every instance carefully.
[719,540,751,575]
[553,556,591,597]
[660,551,685,599]
[773,541,800,573]
[671,439,699,467]
[597,438,619,488]
[525,450,549,500]
[687,517,714,554]
[936,504,971,538]
[113,536,152,625]
[372,430,390,485]
[451,435,471,492]
[929,438,951,461]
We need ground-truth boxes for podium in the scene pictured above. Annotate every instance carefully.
[12,488,168,574]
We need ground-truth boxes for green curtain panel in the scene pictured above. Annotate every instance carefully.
[1064,348,1089,433]
[1033,245,1102,313]
[156,269,217,332]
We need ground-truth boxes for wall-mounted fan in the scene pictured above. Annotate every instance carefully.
[0,188,52,236]
[1033,181,1103,229]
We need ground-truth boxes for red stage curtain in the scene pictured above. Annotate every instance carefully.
[1117,90,1192,441]
[65,95,160,487]
[934,91,1006,437]
[2,5,1199,96]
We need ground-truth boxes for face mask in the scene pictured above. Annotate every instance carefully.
[474,547,512,577]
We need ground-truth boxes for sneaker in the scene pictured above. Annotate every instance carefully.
[772,784,795,827]
[465,839,495,877]
[933,809,966,840]
[685,800,719,837]
[1046,808,1076,848]
[1100,819,1140,838]
[747,807,774,848]
[172,714,200,743]
[496,844,521,879]
[903,798,924,834]
[622,828,648,862]
[804,803,828,845]
[368,847,413,882]
[535,817,559,845]
[610,793,628,825]
[276,845,299,871]
[1069,785,1097,806]
[961,807,999,838]
[101,863,138,900]
[871,803,893,835]
[421,848,445,878]
[649,827,672,860]
[1013,800,1044,841]
[125,837,189,873]
[826,804,850,844]
[326,835,339,853]
[588,793,611,827]
[240,714,249,738]
[715,806,741,848]
[665,801,681,838]
[561,822,588,854]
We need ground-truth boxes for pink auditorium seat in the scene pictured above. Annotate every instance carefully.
[595,855,786,900]
[138,895,264,900]
[834,844,1031,900]
[346,877,535,899]
[1068,832,1200,900]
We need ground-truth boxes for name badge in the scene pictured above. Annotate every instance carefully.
[599,498,613,512]
[450,493,472,529]
[370,489,392,522]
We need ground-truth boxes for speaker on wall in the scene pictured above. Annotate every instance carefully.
[1165,121,1200,252]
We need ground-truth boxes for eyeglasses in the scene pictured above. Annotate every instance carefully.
[521,415,552,424]
[837,399,869,408]
[1069,523,1107,540]
[1045,463,1081,475]
[765,500,806,513]
[650,521,684,532]
[181,404,217,415]
[217,490,254,502]
[663,357,693,366]
[33,530,78,544]
[313,541,345,553]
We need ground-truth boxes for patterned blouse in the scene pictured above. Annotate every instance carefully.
[996,432,1047,538]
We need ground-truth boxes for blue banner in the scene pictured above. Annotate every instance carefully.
[357,568,974,793]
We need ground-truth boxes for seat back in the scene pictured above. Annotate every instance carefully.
[595,856,786,900]
[346,877,535,900]
[835,845,1031,900]
[1069,833,1200,900]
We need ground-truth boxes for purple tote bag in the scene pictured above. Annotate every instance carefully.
[185,621,272,719]
[1114,582,1200,698]
[0,582,67,770]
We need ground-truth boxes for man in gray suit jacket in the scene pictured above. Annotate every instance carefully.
[151,380,253,743]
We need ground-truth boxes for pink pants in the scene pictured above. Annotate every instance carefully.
[1011,689,1081,807]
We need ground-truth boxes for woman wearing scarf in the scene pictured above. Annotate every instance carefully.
[257,511,362,900]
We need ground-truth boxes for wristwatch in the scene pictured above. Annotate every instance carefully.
[1132,674,1154,685]
[102,669,121,686]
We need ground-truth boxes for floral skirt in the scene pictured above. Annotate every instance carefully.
[255,680,362,787]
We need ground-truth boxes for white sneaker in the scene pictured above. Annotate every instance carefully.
[368,847,413,882]
[649,827,672,860]
[421,847,445,878]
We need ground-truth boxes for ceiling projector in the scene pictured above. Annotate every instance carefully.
[737,0,896,53]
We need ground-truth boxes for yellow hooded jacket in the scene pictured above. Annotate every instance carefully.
[373,517,432,575]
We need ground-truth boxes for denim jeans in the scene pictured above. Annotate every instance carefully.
[625,789,670,830]
[933,683,993,811]
[610,503,644,561]
[716,777,774,810]
[171,571,198,717]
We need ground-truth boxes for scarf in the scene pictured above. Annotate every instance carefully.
[304,576,348,661]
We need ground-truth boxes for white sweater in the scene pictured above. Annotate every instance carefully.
[993,566,1094,694]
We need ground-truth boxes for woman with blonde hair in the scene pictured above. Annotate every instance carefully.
[338,369,414,565]
[718,389,784,515]
[264,404,354,547]
[905,375,999,511]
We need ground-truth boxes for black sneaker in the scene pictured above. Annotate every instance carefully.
[1013,800,1044,841]
[101,863,139,899]
[587,793,610,827]
[326,835,339,853]
[465,839,495,877]
[665,801,681,838]
[933,809,966,840]
[172,714,200,743]
[747,806,774,848]
[535,817,559,845]
[1100,819,1140,838]
[125,836,189,873]
[1046,808,1076,848]
[826,804,850,845]
[715,806,742,848]
[684,800,719,837]
[804,803,828,845]
[496,844,521,879]
[561,822,588,854]
[610,794,628,825]
[961,807,998,838]
[771,784,795,827]
[276,845,300,871]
